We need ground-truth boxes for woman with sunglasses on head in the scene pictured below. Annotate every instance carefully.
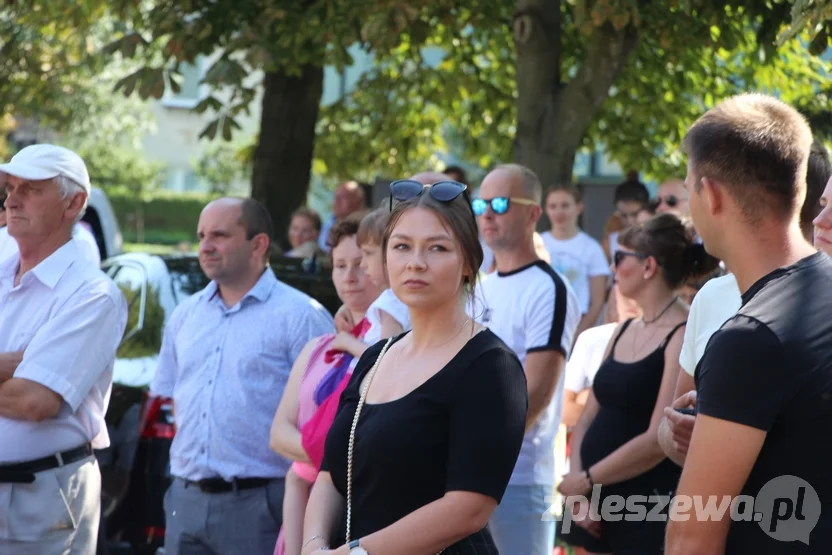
[557,213,719,554]
[301,179,528,555]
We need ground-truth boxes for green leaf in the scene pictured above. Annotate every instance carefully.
[221,117,234,141]
[194,95,223,114]
[113,70,142,98]
[199,119,220,141]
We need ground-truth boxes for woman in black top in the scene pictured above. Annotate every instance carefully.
[557,213,719,554]
[301,179,528,555]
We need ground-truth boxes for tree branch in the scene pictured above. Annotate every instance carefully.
[558,21,639,141]
[514,0,562,111]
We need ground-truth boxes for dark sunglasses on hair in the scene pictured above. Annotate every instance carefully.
[614,250,649,268]
[471,196,538,216]
[389,180,467,211]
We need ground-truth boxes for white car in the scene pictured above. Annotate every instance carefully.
[83,187,123,260]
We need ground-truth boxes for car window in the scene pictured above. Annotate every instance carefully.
[166,257,211,304]
[112,264,165,359]
[162,255,339,315]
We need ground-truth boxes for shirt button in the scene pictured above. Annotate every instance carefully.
[215,346,220,353]
[202,413,207,418]
[208,380,213,385]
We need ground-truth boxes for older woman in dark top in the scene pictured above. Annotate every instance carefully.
[300,180,528,555]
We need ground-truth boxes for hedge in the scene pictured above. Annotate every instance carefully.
[107,190,219,245]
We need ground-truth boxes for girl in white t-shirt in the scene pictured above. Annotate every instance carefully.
[332,208,411,353]
[543,185,611,338]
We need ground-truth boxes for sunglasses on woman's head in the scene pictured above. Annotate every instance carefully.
[471,196,538,216]
[614,250,649,268]
[388,180,467,211]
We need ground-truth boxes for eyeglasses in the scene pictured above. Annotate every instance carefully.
[656,195,679,208]
[389,180,467,211]
[614,250,649,268]
[471,197,538,216]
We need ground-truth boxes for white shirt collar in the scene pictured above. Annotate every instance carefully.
[0,239,79,289]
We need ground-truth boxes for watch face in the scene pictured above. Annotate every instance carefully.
[349,548,369,555]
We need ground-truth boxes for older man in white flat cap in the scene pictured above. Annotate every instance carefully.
[0,144,127,554]
[0,148,101,265]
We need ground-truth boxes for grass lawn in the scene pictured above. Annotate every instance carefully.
[123,242,192,255]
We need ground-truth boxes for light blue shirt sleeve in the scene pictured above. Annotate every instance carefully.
[287,300,335,363]
[151,302,188,398]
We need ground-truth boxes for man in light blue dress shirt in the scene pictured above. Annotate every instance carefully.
[151,198,335,555]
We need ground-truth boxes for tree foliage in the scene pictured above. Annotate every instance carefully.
[2,1,164,197]
[194,141,252,195]
[102,0,458,141]
[98,0,831,210]
[0,2,117,133]
[779,0,832,53]
[315,1,832,184]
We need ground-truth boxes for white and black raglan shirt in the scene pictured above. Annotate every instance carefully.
[471,260,580,487]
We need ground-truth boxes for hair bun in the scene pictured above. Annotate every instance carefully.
[682,242,720,280]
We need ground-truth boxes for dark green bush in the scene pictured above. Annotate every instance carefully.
[108,190,219,244]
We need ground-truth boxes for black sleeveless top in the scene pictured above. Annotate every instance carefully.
[580,319,684,499]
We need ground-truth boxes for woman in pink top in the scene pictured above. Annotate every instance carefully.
[269,216,384,555]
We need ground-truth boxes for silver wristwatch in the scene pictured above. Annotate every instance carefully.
[348,540,368,554]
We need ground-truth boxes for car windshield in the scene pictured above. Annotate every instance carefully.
[165,257,211,304]
[160,254,340,315]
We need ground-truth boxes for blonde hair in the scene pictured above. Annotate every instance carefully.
[357,207,390,246]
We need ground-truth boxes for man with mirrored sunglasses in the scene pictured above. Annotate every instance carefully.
[469,163,580,555]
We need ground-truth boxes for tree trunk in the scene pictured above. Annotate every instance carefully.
[512,0,638,192]
[251,65,324,253]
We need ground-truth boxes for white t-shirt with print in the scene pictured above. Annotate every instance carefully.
[363,288,411,347]
[470,261,581,487]
[679,273,742,376]
[564,323,618,393]
[541,230,610,315]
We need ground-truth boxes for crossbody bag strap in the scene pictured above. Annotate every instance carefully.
[346,337,393,545]
[344,336,446,554]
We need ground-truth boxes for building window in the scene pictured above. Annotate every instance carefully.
[162,58,203,109]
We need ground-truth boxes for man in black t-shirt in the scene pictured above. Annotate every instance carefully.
[665,94,832,554]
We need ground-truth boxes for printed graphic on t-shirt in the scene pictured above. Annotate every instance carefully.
[551,252,585,291]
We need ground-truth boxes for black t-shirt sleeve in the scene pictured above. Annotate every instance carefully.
[445,347,528,502]
[696,316,794,431]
